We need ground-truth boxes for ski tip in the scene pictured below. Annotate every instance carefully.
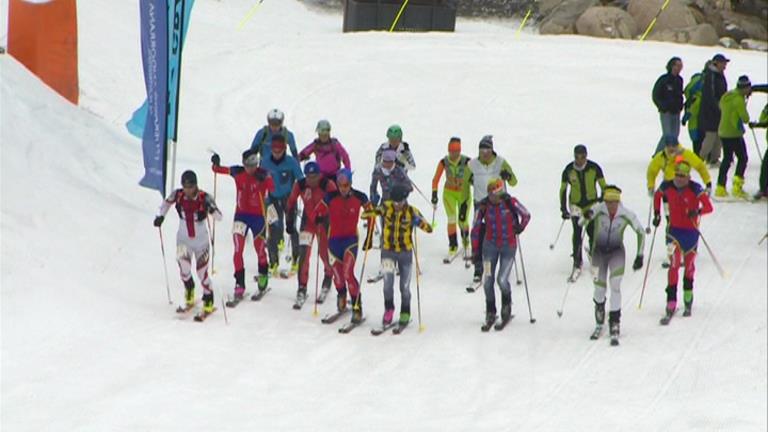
[556,311,563,318]
[529,318,536,324]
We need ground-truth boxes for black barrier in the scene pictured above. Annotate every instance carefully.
[343,0,457,32]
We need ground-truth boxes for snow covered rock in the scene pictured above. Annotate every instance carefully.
[539,0,598,35]
[740,38,768,51]
[648,23,719,46]
[718,36,739,48]
[628,0,697,36]
[575,6,638,39]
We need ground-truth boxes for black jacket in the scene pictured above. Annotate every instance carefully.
[698,65,728,132]
[652,73,683,113]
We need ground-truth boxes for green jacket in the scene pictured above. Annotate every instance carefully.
[560,160,606,211]
[718,89,750,138]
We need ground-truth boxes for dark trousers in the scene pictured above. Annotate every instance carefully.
[268,197,299,266]
[571,216,595,267]
[717,137,748,186]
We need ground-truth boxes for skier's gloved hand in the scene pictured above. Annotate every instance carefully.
[582,209,594,220]
[652,212,661,227]
[632,255,644,271]
[681,112,690,126]
[153,216,164,227]
[500,170,512,181]
[196,210,207,221]
[687,209,700,219]
[514,224,524,235]
[648,188,655,198]
[705,182,712,196]
[749,121,758,129]
[459,202,468,222]
[561,209,570,220]
[211,153,221,166]
[431,190,438,205]
[371,193,380,207]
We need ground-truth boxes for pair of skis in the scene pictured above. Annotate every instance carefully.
[588,325,619,346]
[371,321,411,335]
[224,287,271,308]
[291,286,332,310]
[481,314,514,332]
[319,309,366,334]
[175,303,217,322]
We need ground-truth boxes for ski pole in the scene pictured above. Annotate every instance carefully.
[645,199,653,234]
[638,225,658,310]
[409,180,431,206]
[556,281,572,318]
[513,257,522,285]
[640,0,670,41]
[354,218,376,312]
[311,233,319,317]
[549,219,566,250]
[413,230,425,332]
[211,171,218,274]
[751,128,764,163]
[217,282,229,326]
[516,235,536,324]
[760,233,768,246]
[158,228,173,305]
[430,205,437,229]
[697,229,726,279]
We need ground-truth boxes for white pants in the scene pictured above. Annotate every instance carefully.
[176,223,212,295]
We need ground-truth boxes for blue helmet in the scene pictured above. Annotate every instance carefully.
[336,168,353,184]
[304,161,320,175]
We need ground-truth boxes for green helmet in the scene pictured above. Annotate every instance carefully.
[386,124,403,140]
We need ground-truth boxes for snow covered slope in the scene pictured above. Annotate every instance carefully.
[2,1,767,430]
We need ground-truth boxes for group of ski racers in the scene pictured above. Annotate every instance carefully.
[153,57,767,342]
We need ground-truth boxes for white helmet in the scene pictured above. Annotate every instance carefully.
[267,108,284,124]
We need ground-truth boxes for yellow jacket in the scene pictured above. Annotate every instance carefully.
[646,145,711,190]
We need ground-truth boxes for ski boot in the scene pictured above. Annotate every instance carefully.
[234,269,246,300]
[382,309,394,325]
[501,304,512,322]
[337,288,348,312]
[398,311,411,326]
[183,278,195,307]
[257,273,269,292]
[268,262,279,277]
[714,185,728,198]
[594,300,606,325]
[608,310,621,345]
[234,285,245,301]
[683,278,693,317]
[472,268,483,283]
[481,311,497,331]
[732,176,749,199]
[295,286,307,304]
[202,292,214,314]
[351,299,363,324]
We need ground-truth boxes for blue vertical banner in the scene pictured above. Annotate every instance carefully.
[127,0,194,140]
[138,0,169,196]
[167,0,194,141]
